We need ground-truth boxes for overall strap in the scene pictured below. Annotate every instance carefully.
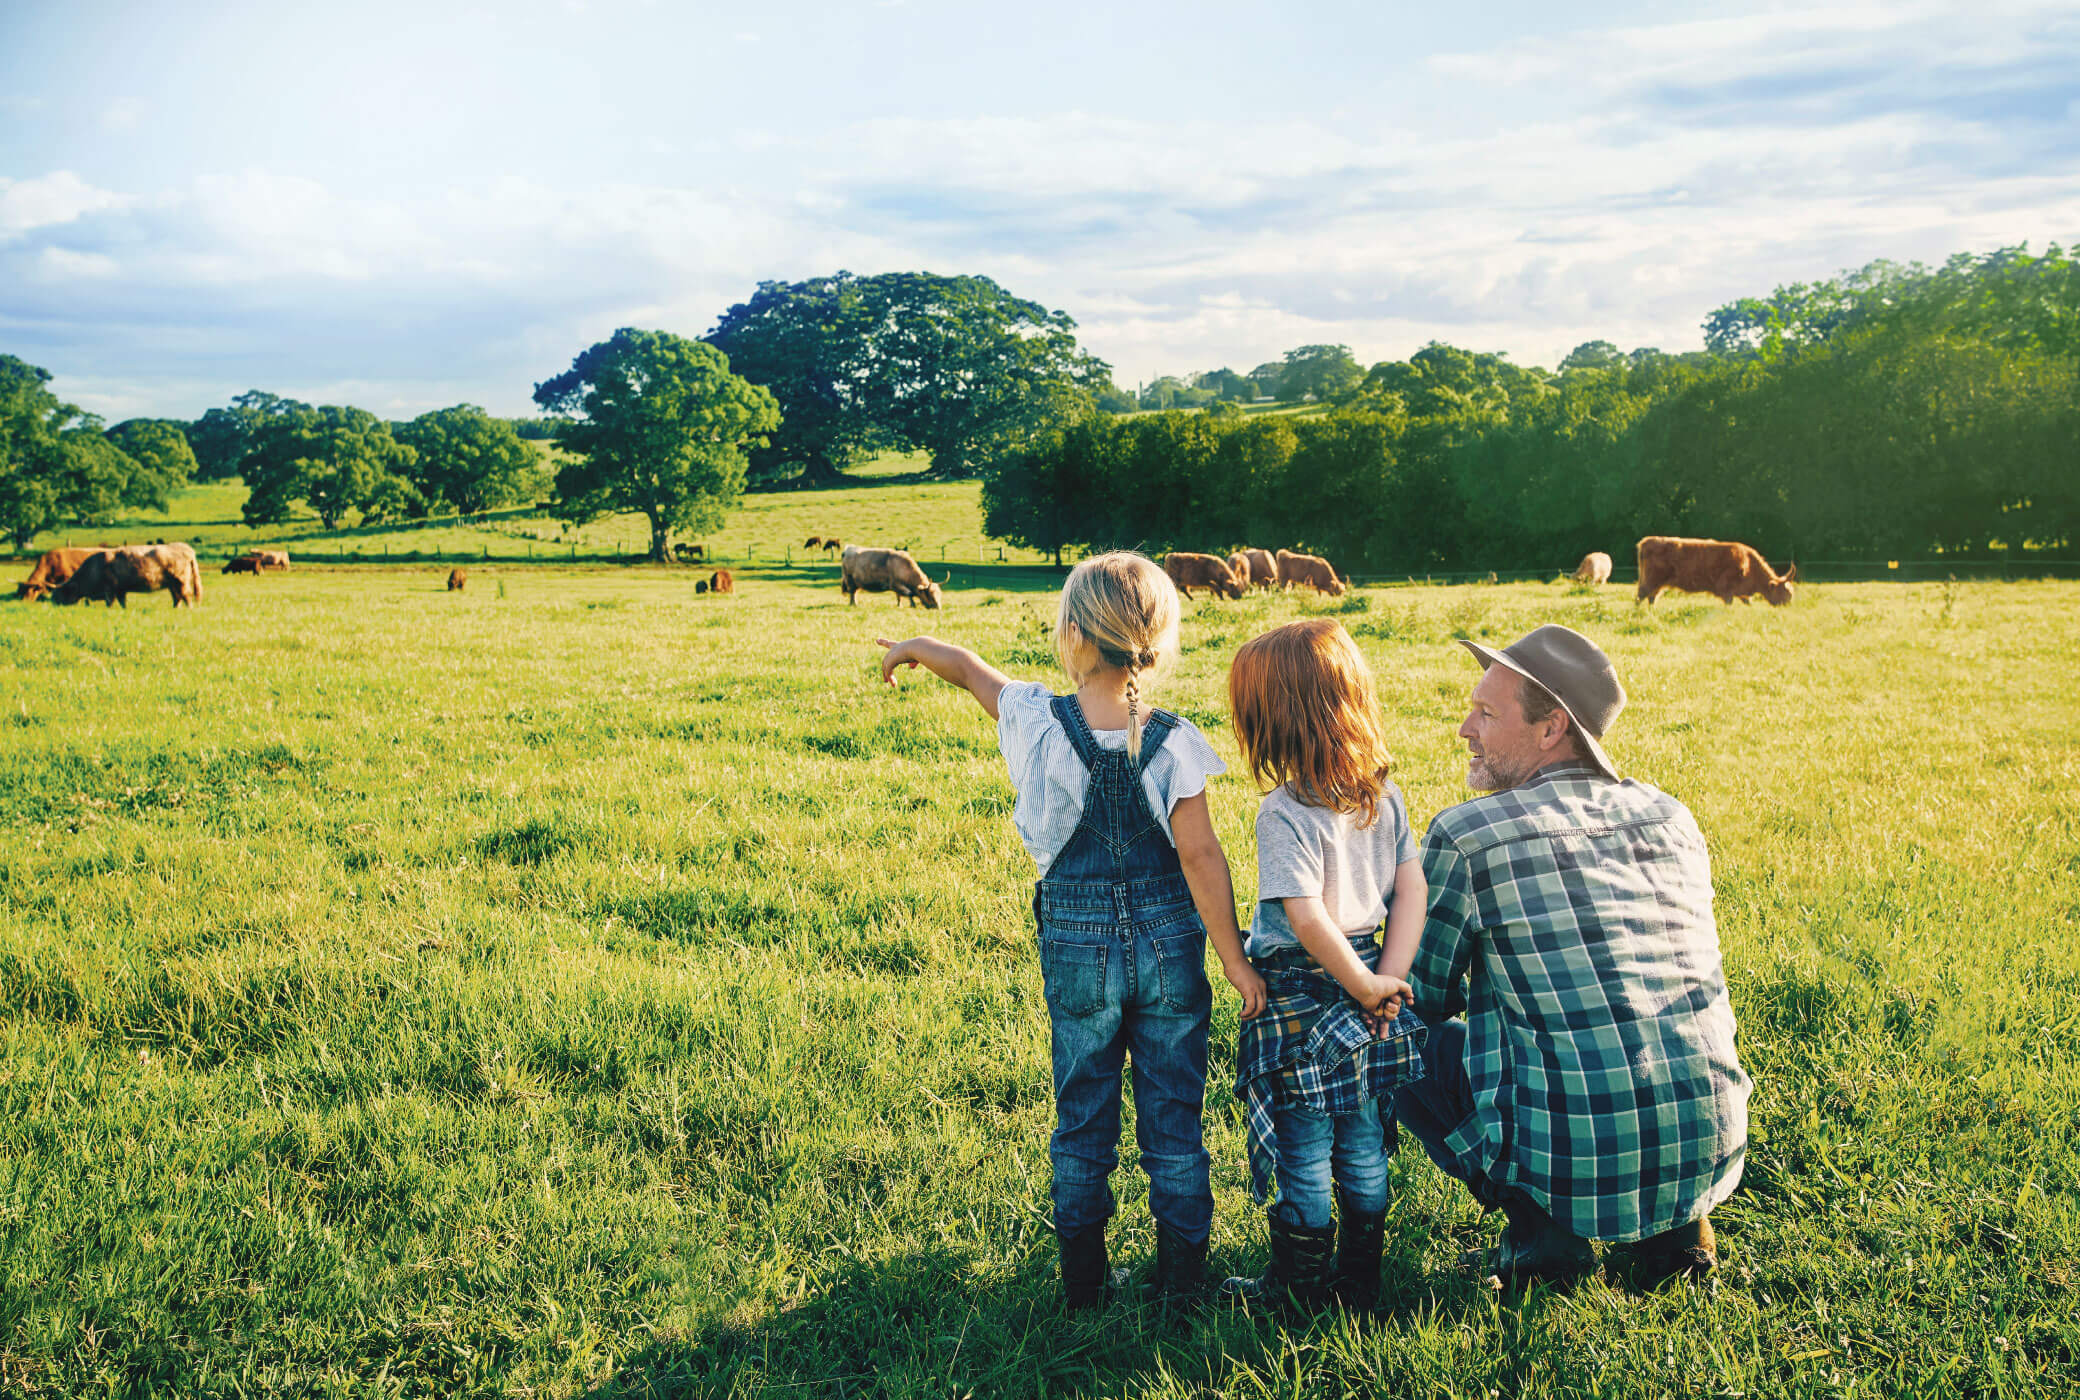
[1135,708,1180,776]
[1050,694,1111,772]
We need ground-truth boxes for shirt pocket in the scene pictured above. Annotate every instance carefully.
[1039,937,1110,1018]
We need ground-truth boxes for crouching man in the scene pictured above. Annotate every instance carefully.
[1397,625,1750,1287]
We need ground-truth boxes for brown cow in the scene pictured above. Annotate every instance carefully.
[1635,536,1795,606]
[1573,551,1613,585]
[252,549,290,571]
[14,547,103,601]
[51,544,202,608]
[841,545,943,608]
[710,568,734,594]
[821,538,842,554]
[1275,549,1346,597]
[805,536,824,549]
[1238,547,1279,590]
[448,567,467,592]
[1226,552,1251,587]
[1163,552,1246,600]
[222,555,261,575]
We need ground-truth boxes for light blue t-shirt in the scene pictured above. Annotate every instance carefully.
[1247,781,1418,956]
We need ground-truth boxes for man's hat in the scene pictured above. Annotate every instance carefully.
[1459,624,1625,780]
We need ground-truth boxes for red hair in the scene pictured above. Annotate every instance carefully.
[1228,618,1394,825]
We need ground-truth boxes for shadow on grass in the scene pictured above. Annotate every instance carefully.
[757,561,1071,595]
[583,1232,1555,1398]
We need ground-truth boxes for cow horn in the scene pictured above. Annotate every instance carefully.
[1785,562,1799,582]
[940,570,950,584]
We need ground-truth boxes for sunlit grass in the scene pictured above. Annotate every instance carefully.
[1,570,2075,1396]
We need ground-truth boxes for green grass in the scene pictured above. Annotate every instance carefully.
[1,566,2077,1397]
[15,453,1061,570]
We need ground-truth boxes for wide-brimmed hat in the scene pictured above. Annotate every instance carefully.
[1459,624,1625,780]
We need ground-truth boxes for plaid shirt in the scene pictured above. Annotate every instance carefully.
[1411,762,1751,1242]
[1235,953,1428,1205]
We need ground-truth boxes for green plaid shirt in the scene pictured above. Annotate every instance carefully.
[1411,762,1750,1242]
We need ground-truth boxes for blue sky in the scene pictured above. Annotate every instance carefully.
[3,0,2077,421]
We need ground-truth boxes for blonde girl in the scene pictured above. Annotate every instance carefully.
[878,551,1265,1310]
[1221,617,1429,1310]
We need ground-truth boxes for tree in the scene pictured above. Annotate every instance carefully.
[396,405,542,515]
[706,274,881,486]
[241,401,419,529]
[534,327,780,562]
[0,356,66,547]
[187,391,296,481]
[1559,340,1624,372]
[1277,344,1363,403]
[107,419,198,505]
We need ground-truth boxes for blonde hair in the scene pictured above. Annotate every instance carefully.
[1055,552,1181,762]
[1228,618,1394,826]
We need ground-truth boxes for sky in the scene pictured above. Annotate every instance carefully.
[3,0,2078,422]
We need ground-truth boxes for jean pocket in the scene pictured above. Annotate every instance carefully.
[1152,926,1211,1013]
[1040,939,1109,1018]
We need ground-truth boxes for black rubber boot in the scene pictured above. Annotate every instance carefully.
[1147,1223,1210,1304]
[1058,1223,1112,1312]
[1220,1213,1337,1308]
[1330,1186,1388,1311]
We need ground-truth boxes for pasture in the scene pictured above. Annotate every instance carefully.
[1,564,2076,1397]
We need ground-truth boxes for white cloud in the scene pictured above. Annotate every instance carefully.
[0,171,132,238]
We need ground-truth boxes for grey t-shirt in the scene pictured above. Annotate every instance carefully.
[1248,781,1418,956]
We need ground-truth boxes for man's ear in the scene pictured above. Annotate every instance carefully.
[1540,707,1573,753]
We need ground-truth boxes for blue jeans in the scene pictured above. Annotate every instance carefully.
[1039,914,1214,1243]
[1271,1098,1391,1228]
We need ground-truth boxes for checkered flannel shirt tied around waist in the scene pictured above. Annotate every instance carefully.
[1234,960,1428,1206]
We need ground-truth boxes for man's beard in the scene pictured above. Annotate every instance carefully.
[1467,750,1532,792]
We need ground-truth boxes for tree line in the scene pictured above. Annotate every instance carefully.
[982,244,2079,571]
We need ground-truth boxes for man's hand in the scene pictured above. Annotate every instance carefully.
[1223,959,1269,1019]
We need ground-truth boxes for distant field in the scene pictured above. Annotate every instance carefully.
[11,452,1063,570]
[2,562,2075,1396]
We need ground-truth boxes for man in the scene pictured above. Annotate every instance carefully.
[1397,624,1750,1287]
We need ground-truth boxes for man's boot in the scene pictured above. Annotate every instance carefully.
[1330,1186,1388,1311]
[1220,1213,1337,1308]
[1612,1215,1716,1289]
[1058,1223,1112,1312]
[1461,1199,1596,1288]
[1148,1223,1209,1304]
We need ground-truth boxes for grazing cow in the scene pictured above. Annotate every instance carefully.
[448,567,467,592]
[1275,549,1347,597]
[674,543,705,563]
[1163,552,1247,600]
[222,555,261,575]
[1238,547,1279,590]
[805,536,824,549]
[1573,551,1613,586]
[841,545,943,608]
[1635,535,1796,607]
[1227,552,1251,586]
[51,544,202,608]
[821,538,841,554]
[252,549,290,571]
[710,568,734,594]
[14,546,102,601]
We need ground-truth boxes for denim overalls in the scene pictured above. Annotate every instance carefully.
[1033,694,1214,1244]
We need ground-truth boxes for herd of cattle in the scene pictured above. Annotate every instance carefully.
[8,534,1800,613]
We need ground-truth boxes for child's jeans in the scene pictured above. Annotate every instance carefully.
[1271,1098,1391,1229]
[1039,908,1215,1244]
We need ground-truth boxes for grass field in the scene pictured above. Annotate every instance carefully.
[2,555,2077,1396]
[13,454,1063,571]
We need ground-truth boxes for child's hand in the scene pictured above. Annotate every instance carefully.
[1223,960,1268,1019]
[876,637,931,687]
[1352,971,1412,1019]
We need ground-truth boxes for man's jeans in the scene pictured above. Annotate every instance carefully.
[1040,918,1214,1243]
[1270,1098,1390,1228]
[1394,1019,1542,1222]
